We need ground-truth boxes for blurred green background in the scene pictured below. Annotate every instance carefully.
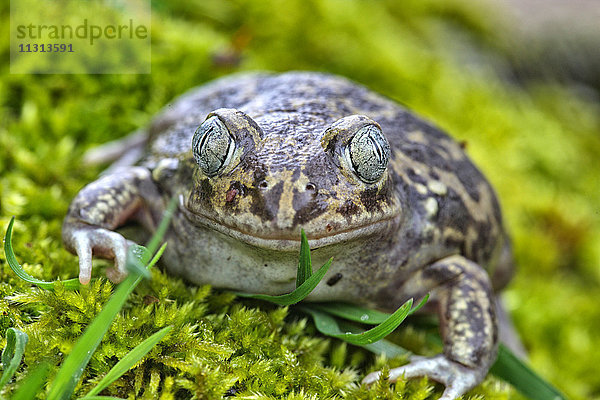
[1,0,599,398]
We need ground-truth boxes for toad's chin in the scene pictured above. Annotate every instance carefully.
[179,195,399,251]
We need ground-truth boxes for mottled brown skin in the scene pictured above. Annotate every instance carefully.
[63,72,514,399]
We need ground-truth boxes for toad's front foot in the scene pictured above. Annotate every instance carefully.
[63,223,131,284]
[362,354,486,399]
[62,166,161,284]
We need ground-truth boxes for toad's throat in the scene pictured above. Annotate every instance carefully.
[179,196,398,251]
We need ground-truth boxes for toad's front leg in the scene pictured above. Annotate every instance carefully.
[62,167,162,284]
[364,255,498,400]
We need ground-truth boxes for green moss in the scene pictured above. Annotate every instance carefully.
[1,0,599,398]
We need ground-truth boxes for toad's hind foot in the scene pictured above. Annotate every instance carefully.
[363,255,498,398]
[362,354,486,400]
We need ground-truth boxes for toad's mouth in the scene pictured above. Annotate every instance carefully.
[178,195,398,251]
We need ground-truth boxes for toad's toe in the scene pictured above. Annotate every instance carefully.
[362,354,486,400]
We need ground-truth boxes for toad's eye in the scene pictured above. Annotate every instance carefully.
[346,125,391,183]
[192,116,235,177]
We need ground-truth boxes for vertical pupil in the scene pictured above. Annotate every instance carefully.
[349,125,390,183]
[194,117,232,176]
[197,124,214,155]
[368,131,384,163]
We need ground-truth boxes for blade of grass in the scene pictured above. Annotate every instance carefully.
[298,295,428,345]
[307,302,393,325]
[0,328,28,391]
[235,258,332,305]
[46,201,175,400]
[145,243,167,270]
[47,262,144,399]
[359,337,412,358]
[335,319,412,357]
[125,244,151,278]
[11,362,50,400]
[144,197,177,261]
[83,326,172,397]
[47,244,167,400]
[491,344,566,400]
[299,304,400,345]
[296,229,312,288]
[4,217,80,291]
